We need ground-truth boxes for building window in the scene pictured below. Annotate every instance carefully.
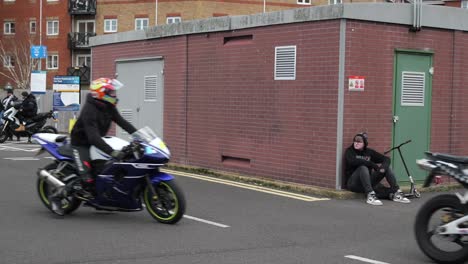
[76,55,91,67]
[135,18,149,30]
[297,0,311,4]
[4,22,15,34]
[30,21,37,34]
[274,46,296,80]
[47,20,59,35]
[104,19,118,32]
[462,0,468,8]
[166,16,181,24]
[3,55,15,67]
[328,0,342,4]
[47,54,59,69]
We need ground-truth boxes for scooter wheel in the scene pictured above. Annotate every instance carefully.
[414,189,421,198]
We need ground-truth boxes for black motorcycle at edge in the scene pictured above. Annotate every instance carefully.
[0,102,58,143]
[415,152,468,264]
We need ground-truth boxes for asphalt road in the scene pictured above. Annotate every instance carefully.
[0,140,446,264]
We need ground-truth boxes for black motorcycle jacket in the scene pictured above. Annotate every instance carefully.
[71,94,137,155]
[21,94,38,118]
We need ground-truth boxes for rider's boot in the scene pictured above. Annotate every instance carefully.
[76,175,95,200]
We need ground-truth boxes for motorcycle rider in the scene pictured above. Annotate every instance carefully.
[16,91,38,142]
[49,78,137,216]
[19,91,38,122]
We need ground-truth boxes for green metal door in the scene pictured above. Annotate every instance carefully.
[393,50,433,182]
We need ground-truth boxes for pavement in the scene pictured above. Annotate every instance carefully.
[165,163,461,200]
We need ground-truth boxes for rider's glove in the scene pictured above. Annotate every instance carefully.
[111,150,125,160]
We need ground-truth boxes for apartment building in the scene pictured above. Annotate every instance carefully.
[1,0,466,90]
[0,0,71,90]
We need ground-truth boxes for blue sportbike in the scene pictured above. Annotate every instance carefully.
[32,127,186,224]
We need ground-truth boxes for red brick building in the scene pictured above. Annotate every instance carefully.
[0,0,71,89]
[1,0,465,91]
[89,4,468,189]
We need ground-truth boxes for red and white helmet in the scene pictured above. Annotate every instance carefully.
[90,78,123,105]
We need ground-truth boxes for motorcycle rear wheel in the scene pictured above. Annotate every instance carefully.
[39,125,58,134]
[144,179,186,224]
[415,194,468,264]
[37,162,82,215]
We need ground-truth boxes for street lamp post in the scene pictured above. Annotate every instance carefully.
[155,0,158,25]
[39,0,43,71]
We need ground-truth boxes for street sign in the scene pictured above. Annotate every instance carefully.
[30,46,47,59]
[31,71,47,94]
[53,76,81,111]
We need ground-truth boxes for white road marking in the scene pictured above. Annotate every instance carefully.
[4,157,40,161]
[345,255,390,264]
[184,214,230,228]
[163,169,329,202]
[0,145,40,152]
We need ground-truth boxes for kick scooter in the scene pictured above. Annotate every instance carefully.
[384,139,421,198]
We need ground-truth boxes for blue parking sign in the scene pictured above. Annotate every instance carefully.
[30,46,47,59]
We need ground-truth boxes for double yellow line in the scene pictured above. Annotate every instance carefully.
[162,169,330,202]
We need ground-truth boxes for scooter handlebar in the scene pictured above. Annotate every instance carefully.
[384,139,412,154]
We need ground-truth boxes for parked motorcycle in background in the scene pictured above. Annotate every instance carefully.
[0,102,57,143]
[415,152,468,264]
[33,126,186,224]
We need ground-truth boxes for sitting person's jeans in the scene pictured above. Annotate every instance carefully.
[347,165,400,199]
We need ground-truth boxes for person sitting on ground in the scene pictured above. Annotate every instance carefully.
[344,132,410,206]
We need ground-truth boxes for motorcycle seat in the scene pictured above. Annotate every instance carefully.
[56,136,67,143]
[431,152,468,165]
[31,112,50,122]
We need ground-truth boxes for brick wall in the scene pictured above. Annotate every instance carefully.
[186,21,340,188]
[93,20,340,188]
[343,20,468,166]
[92,19,468,189]
[96,0,303,34]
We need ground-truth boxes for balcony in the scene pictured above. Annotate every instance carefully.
[68,32,96,49]
[69,0,96,15]
[67,66,91,85]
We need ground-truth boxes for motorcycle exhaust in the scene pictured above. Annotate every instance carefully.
[38,169,65,188]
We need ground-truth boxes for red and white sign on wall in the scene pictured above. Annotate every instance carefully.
[348,76,365,91]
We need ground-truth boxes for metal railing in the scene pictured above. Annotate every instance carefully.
[69,0,96,15]
[68,32,96,49]
[67,66,91,85]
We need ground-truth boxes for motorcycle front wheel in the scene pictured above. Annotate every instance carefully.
[37,162,82,215]
[415,194,468,264]
[144,179,186,224]
[0,122,11,143]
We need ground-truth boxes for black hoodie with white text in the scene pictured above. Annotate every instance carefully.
[344,133,390,184]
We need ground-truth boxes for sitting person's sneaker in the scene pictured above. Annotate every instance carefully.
[366,191,383,206]
[391,190,411,203]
